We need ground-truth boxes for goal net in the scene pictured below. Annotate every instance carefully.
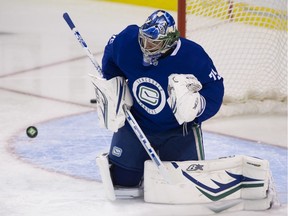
[177,0,287,116]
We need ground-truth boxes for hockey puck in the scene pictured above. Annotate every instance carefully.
[90,99,97,104]
[26,126,38,138]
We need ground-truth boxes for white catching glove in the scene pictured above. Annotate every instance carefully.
[167,74,206,125]
[90,75,133,132]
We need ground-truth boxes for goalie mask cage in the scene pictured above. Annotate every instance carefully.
[178,0,287,116]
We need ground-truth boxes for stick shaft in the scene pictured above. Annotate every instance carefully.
[63,12,103,77]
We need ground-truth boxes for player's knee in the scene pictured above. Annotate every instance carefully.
[110,164,143,187]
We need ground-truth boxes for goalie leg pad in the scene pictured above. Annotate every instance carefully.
[96,153,143,200]
[96,153,116,201]
[144,155,276,210]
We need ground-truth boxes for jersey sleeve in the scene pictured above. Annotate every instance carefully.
[195,58,224,123]
[101,25,139,80]
[101,34,124,79]
[178,40,224,124]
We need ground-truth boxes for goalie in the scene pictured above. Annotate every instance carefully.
[93,9,224,193]
[93,10,278,210]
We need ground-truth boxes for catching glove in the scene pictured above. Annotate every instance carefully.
[167,74,206,125]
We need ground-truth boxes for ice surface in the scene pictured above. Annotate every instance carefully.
[0,0,286,215]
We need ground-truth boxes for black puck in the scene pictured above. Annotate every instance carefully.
[26,126,38,138]
[90,99,97,103]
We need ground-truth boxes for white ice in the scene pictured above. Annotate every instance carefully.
[0,0,287,215]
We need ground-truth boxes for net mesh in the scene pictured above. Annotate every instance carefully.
[183,0,287,116]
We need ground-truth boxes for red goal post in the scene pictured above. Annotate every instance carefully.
[177,0,287,116]
[178,0,186,38]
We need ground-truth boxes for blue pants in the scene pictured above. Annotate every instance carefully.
[108,123,204,187]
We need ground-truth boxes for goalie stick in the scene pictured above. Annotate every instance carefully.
[62,12,174,184]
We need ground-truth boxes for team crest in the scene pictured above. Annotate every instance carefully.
[112,146,122,157]
[132,77,166,114]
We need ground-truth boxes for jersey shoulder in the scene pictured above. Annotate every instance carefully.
[173,38,218,80]
[110,25,139,45]
[178,37,209,59]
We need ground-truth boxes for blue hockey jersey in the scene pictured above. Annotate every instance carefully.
[102,25,224,135]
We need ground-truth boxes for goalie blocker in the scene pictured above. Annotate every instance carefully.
[97,154,278,212]
[90,75,133,132]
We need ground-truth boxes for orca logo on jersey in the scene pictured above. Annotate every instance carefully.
[132,77,166,115]
[139,86,159,105]
[112,146,122,157]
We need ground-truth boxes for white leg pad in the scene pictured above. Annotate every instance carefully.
[144,155,277,210]
[96,153,116,201]
[96,153,144,200]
